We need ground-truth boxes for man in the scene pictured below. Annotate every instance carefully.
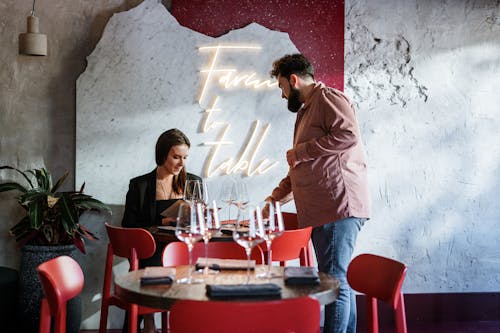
[266,54,371,333]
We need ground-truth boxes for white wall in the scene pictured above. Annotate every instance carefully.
[345,0,500,292]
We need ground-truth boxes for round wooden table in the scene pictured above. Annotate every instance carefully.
[114,265,339,310]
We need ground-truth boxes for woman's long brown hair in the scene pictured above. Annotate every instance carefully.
[155,128,190,195]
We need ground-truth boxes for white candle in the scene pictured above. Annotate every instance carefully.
[276,202,284,230]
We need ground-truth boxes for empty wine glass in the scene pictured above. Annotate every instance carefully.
[196,200,221,275]
[232,182,249,211]
[183,179,202,203]
[175,202,204,284]
[218,178,236,223]
[232,204,265,284]
[257,201,285,279]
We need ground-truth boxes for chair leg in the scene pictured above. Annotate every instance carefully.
[39,298,51,333]
[99,300,109,333]
[54,307,67,333]
[161,311,169,333]
[128,304,138,333]
[367,296,378,333]
[395,293,407,333]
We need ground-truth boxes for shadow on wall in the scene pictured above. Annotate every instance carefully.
[76,205,125,328]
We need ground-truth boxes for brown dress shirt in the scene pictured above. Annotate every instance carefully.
[271,83,371,228]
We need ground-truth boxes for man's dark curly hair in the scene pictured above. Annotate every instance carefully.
[270,53,315,80]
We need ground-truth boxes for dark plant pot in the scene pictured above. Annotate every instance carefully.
[18,244,82,333]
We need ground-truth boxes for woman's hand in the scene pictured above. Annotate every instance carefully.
[161,217,177,226]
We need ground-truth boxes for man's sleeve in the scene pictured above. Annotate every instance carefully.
[270,173,294,204]
[295,90,358,162]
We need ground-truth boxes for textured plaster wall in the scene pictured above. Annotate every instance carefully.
[0,0,499,329]
[345,0,500,292]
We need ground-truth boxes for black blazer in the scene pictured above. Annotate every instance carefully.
[122,169,202,228]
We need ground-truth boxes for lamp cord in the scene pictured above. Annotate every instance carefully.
[30,0,36,16]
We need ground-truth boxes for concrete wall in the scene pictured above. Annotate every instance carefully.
[1,0,499,329]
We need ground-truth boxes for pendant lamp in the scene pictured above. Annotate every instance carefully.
[19,0,47,56]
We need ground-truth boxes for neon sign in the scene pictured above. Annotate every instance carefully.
[197,44,279,177]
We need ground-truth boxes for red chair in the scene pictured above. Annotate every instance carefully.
[162,241,265,267]
[37,255,84,333]
[169,296,321,333]
[99,223,168,333]
[347,253,408,333]
[268,226,313,266]
[282,212,315,266]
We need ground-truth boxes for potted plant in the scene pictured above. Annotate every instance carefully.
[0,165,110,333]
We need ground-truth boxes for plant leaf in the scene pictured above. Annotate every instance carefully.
[74,235,86,254]
[19,191,46,206]
[51,171,69,193]
[78,225,99,241]
[0,165,34,189]
[79,182,85,194]
[0,182,27,193]
[75,198,111,213]
[27,200,43,229]
[59,194,78,235]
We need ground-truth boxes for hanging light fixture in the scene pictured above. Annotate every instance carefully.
[19,0,47,56]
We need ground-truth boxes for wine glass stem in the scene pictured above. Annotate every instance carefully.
[245,248,251,284]
[204,238,209,274]
[267,241,272,275]
[187,243,193,282]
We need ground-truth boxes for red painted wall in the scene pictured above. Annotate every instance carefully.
[171,0,345,90]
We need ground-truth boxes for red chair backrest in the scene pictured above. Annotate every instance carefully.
[270,226,312,265]
[347,253,408,333]
[37,256,84,333]
[162,241,265,267]
[169,296,321,333]
[347,253,407,308]
[105,223,156,269]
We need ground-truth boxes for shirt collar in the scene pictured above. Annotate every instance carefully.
[302,82,324,110]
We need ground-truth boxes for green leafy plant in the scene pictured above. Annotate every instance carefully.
[0,165,110,254]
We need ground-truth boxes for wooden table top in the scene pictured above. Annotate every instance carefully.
[114,265,339,310]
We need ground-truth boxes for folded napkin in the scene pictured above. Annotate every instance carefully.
[140,267,175,286]
[195,258,255,271]
[206,283,281,299]
[284,266,320,285]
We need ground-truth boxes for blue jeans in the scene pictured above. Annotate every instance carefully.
[312,217,366,333]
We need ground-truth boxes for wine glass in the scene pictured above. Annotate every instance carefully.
[196,200,221,275]
[183,179,202,203]
[175,201,204,284]
[218,178,236,223]
[232,182,249,211]
[232,204,265,284]
[257,201,285,279]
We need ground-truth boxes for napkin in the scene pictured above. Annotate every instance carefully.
[140,267,175,286]
[195,258,256,271]
[206,283,281,299]
[284,266,320,285]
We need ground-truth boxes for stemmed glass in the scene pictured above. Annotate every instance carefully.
[232,204,265,284]
[183,179,202,203]
[218,178,237,223]
[232,182,249,211]
[175,201,204,284]
[257,201,285,279]
[196,199,221,275]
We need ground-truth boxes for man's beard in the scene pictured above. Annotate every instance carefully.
[287,86,303,113]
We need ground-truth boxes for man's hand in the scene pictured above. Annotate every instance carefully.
[286,149,299,168]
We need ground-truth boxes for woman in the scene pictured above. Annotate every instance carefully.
[121,128,201,333]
